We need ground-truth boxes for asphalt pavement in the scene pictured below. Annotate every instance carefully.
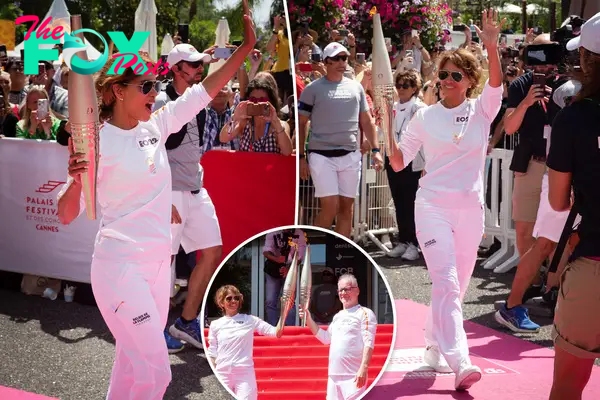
[0,248,575,400]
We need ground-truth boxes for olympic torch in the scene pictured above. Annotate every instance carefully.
[371,8,397,158]
[299,246,312,328]
[68,15,99,219]
[276,250,298,332]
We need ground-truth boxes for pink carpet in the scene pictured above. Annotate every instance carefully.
[0,386,57,400]
[367,299,600,399]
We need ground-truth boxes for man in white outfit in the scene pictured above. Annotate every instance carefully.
[301,273,377,400]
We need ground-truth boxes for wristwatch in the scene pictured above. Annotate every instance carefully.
[371,148,380,153]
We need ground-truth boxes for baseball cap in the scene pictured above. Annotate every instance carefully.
[566,12,600,54]
[323,42,349,60]
[167,44,212,67]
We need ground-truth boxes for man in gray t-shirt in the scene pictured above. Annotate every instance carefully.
[152,44,224,351]
[298,42,383,238]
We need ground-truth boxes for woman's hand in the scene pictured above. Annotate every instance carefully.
[39,115,52,135]
[264,102,280,125]
[249,49,262,67]
[232,101,252,123]
[474,9,506,50]
[29,110,39,134]
[241,0,257,49]
[67,137,88,185]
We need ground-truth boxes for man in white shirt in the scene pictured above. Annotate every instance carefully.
[153,44,227,351]
[301,273,377,400]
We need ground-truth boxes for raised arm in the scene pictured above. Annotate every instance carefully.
[202,1,256,98]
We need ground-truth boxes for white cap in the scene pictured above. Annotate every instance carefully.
[323,42,349,60]
[566,12,600,53]
[167,44,212,67]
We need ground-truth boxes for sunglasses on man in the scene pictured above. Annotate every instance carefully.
[123,80,162,95]
[328,55,348,62]
[438,70,464,83]
[183,60,204,69]
[395,82,415,89]
[337,286,357,294]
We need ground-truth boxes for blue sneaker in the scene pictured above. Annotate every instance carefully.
[164,330,184,354]
[169,317,202,349]
[495,304,541,333]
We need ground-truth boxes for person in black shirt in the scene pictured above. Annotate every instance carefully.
[504,34,565,263]
[546,13,600,399]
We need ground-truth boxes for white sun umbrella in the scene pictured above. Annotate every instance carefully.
[500,4,523,14]
[13,0,101,60]
[161,33,175,56]
[207,17,231,76]
[135,0,158,61]
[527,4,547,14]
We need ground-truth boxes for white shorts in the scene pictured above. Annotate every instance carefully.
[308,150,362,198]
[171,189,222,255]
[533,175,581,243]
[327,375,366,400]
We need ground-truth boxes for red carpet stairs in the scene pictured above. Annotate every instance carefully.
[204,324,394,399]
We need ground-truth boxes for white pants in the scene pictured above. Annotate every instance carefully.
[533,174,581,242]
[171,189,222,255]
[308,151,362,198]
[415,203,484,372]
[91,256,172,400]
[327,375,366,400]
[218,366,257,400]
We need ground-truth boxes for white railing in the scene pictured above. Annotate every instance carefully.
[299,147,521,273]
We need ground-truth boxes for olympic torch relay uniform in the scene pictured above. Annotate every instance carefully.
[207,314,278,400]
[399,81,503,372]
[58,84,212,399]
[315,304,377,400]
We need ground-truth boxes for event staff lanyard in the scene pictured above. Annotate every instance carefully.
[250,118,270,152]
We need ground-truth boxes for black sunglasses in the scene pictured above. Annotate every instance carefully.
[183,60,204,69]
[329,55,348,62]
[123,80,162,95]
[225,295,240,302]
[438,70,463,82]
[395,82,414,89]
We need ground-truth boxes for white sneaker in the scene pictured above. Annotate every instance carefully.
[455,364,482,391]
[401,243,420,261]
[423,346,453,373]
[387,243,407,258]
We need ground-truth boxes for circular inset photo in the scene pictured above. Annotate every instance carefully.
[201,226,396,400]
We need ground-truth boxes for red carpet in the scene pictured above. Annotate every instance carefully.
[0,386,58,400]
[204,324,394,399]
[367,299,600,399]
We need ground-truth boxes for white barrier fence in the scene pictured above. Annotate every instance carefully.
[299,147,520,273]
[0,138,100,283]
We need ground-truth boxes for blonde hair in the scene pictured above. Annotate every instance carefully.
[214,285,244,315]
[437,48,482,98]
[21,86,51,131]
[95,52,156,121]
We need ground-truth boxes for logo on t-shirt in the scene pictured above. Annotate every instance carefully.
[424,239,437,248]
[137,136,159,149]
[454,115,469,125]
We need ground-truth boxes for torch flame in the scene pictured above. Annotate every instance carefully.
[369,6,377,16]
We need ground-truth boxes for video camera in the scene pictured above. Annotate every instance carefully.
[522,15,585,74]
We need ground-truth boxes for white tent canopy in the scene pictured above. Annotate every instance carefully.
[135,0,158,61]
[208,17,231,76]
[12,0,102,61]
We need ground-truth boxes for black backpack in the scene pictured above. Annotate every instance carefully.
[164,82,207,150]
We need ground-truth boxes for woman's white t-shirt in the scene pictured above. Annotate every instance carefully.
[58,84,212,261]
[399,81,503,208]
[207,313,277,373]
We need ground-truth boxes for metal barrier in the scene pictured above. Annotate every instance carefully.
[298,146,521,273]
